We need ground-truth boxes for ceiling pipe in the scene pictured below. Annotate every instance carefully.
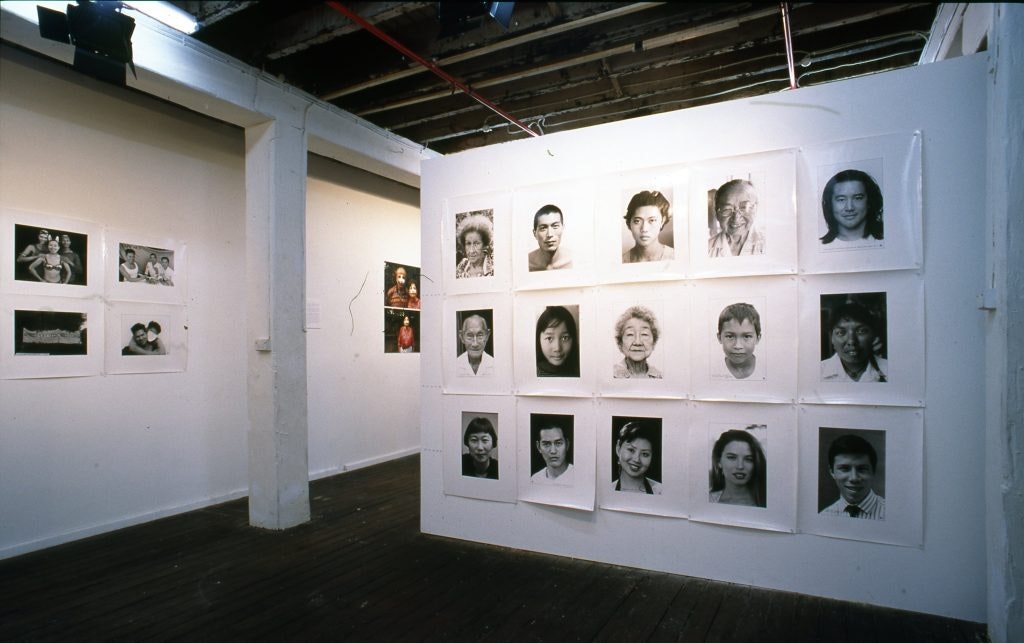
[780,2,798,89]
[325,1,538,138]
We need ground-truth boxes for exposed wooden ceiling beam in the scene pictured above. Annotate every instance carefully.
[265,2,426,60]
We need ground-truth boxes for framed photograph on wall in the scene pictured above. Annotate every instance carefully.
[513,289,594,397]
[691,275,798,403]
[592,164,689,284]
[443,191,511,296]
[105,231,186,304]
[1,209,102,298]
[798,272,924,406]
[443,394,517,503]
[104,301,187,374]
[596,398,689,518]
[511,180,596,291]
[688,402,797,533]
[595,282,689,399]
[0,295,103,379]
[442,295,513,395]
[516,396,596,511]
[687,149,797,278]
[798,405,923,546]
[798,131,922,274]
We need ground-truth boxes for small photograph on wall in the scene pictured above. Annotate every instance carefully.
[442,295,513,394]
[514,290,594,397]
[517,396,596,511]
[442,395,517,503]
[688,402,797,533]
[1,210,102,298]
[798,131,922,274]
[597,399,689,518]
[443,191,511,296]
[0,296,103,378]
[691,276,798,403]
[512,181,595,291]
[384,308,419,354]
[798,272,924,406]
[384,261,421,310]
[596,283,689,400]
[687,150,797,277]
[105,232,187,304]
[104,302,188,374]
[798,405,922,546]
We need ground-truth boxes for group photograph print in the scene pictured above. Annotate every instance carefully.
[798,272,924,406]
[687,149,797,277]
[516,396,596,511]
[597,398,689,518]
[798,405,923,546]
[1,296,103,379]
[443,191,511,296]
[443,394,517,503]
[442,295,513,394]
[105,231,187,304]
[2,210,102,298]
[384,261,422,310]
[688,402,797,533]
[798,131,922,274]
[104,302,188,374]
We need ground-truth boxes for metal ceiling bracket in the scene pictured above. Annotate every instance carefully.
[325,1,539,138]
[781,2,798,89]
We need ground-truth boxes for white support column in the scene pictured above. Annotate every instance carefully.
[245,108,310,530]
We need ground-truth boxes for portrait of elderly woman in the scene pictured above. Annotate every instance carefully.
[709,426,767,507]
[455,211,495,278]
[621,190,674,263]
[708,179,764,257]
[611,418,662,494]
[612,305,662,379]
[820,169,884,246]
[535,305,580,378]
[461,415,499,480]
[820,294,888,383]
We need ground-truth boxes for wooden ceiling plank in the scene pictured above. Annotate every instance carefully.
[265,2,426,60]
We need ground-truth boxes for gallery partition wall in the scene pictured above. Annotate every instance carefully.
[420,53,988,621]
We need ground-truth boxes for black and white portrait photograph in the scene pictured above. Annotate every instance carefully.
[454,209,495,279]
[384,261,421,310]
[799,273,923,405]
[692,277,797,404]
[384,307,419,354]
[596,285,687,399]
[819,292,888,384]
[816,427,886,520]
[610,416,663,494]
[3,211,102,298]
[104,302,187,374]
[454,308,494,378]
[534,304,580,378]
[442,296,513,394]
[517,397,595,511]
[597,399,688,517]
[105,232,187,304]
[798,406,921,545]
[1,296,103,379]
[512,183,595,291]
[620,189,675,264]
[689,402,796,532]
[688,151,797,277]
[14,225,87,286]
[444,191,510,296]
[798,132,922,274]
[443,395,516,503]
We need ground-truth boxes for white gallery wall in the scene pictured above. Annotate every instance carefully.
[420,53,988,621]
[306,155,421,476]
[0,45,424,558]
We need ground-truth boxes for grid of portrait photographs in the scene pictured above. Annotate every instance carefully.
[439,131,925,546]
[1,210,188,379]
[384,261,422,354]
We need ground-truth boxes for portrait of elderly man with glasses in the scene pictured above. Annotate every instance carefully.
[455,311,495,377]
[707,179,765,257]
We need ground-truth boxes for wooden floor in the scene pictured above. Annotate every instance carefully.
[1,455,986,642]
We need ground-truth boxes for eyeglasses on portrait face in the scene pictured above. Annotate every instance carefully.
[461,331,490,342]
[716,201,757,220]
